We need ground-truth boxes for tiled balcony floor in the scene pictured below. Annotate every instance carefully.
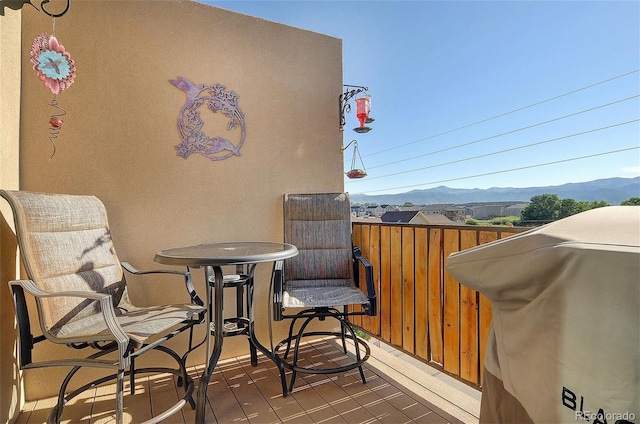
[15,338,480,423]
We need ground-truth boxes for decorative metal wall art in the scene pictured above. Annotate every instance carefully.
[170,77,246,161]
[30,17,76,159]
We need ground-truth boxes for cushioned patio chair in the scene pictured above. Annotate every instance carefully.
[1,190,206,424]
[271,192,377,394]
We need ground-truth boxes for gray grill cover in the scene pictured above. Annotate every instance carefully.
[446,206,639,423]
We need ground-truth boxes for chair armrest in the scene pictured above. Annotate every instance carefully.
[121,262,204,307]
[121,261,186,276]
[13,278,112,301]
[10,279,131,365]
[271,260,284,321]
[352,246,377,316]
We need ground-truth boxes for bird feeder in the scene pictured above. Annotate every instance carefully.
[354,95,372,133]
[344,140,367,179]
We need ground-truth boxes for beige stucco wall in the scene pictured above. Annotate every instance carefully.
[0,5,22,423]
[1,0,345,417]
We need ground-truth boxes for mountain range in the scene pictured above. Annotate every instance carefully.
[349,177,640,206]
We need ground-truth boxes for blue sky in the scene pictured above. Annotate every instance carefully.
[201,0,639,194]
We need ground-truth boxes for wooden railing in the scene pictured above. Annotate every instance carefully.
[350,222,526,390]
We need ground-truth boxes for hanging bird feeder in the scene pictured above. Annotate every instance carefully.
[353,95,372,133]
[343,139,367,179]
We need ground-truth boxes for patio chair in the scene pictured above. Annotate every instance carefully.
[271,192,377,394]
[1,190,206,424]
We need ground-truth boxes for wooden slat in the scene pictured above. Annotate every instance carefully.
[478,295,492,385]
[459,230,479,385]
[443,228,460,376]
[414,227,429,360]
[360,224,372,331]
[368,224,382,336]
[402,227,415,354]
[390,226,403,347]
[427,227,444,366]
[478,231,499,385]
[380,226,392,342]
[351,224,363,327]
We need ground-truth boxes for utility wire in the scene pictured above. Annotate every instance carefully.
[357,69,640,160]
[350,120,639,181]
[366,95,639,170]
[352,146,640,194]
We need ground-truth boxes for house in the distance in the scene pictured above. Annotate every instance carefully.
[441,206,467,223]
[471,203,529,219]
[364,204,398,218]
[471,205,506,219]
[381,210,458,225]
[504,203,528,217]
[408,204,467,224]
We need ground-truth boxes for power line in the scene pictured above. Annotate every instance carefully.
[357,69,640,160]
[350,120,639,181]
[366,95,639,170]
[352,146,640,194]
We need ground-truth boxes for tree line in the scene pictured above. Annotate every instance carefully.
[519,194,639,225]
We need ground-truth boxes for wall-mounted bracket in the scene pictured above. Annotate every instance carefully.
[339,84,368,131]
[0,0,70,17]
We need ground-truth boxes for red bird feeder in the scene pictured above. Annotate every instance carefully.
[354,95,372,133]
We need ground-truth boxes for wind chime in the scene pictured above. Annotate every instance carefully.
[339,85,374,179]
[28,0,75,159]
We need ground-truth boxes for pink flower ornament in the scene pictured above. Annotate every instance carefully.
[30,33,76,95]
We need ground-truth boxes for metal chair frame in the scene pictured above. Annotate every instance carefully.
[270,193,377,395]
[3,190,206,424]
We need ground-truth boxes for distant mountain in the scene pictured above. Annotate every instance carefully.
[349,177,640,206]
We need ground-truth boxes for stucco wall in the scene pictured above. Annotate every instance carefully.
[2,0,345,412]
[0,5,22,423]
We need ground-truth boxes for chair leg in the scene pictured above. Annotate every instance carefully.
[358,365,367,384]
[288,314,316,393]
[130,357,136,394]
[154,345,196,409]
[341,317,367,384]
[340,321,348,354]
[283,314,302,359]
[249,340,258,366]
[276,309,372,393]
[49,359,90,424]
[115,368,125,424]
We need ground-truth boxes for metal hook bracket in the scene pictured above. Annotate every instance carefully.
[339,85,368,131]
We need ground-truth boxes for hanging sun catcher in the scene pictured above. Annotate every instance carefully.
[30,15,76,159]
[170,76,246,161]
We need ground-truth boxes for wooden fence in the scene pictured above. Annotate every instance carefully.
[350,222,526,390]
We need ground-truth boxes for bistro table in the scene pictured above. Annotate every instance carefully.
[154,241,298,423]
